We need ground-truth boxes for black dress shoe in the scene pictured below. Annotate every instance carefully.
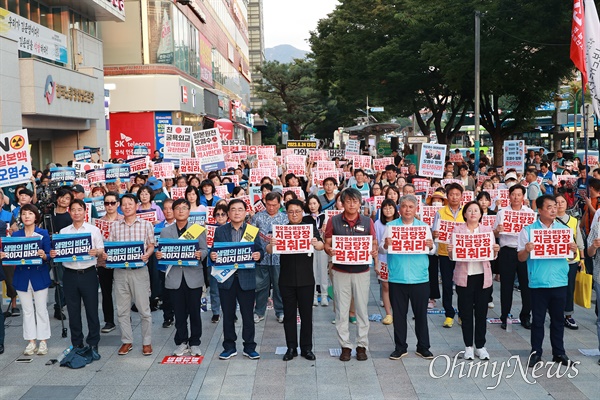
[528,352,542,368]
[283,348,298,361]
[54,310,66,320]
[552,354,570,366]
[301,350,316,361]
[521,319,532,330]
[500,322,507,330]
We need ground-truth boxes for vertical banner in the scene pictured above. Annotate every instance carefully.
[0,129,32,188]
[192,128,226,172]
[163,125,192,162]
[419,143,446,178]
[504,140,525,173]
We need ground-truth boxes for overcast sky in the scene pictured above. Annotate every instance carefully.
[262,0,339,51]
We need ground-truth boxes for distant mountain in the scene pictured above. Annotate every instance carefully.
[265,45,308,63]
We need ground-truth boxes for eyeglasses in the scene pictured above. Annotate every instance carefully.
[104,201,117,206]
[287,210,303,215]
[215,212,227,217]
[174,206,190,212]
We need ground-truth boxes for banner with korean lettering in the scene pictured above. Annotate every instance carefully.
[373,157,394,171]
[419,205,442,228]
[153,162,175,180]
[451,232,495,262]
[127,156,150,176]
[1,236,42,265]
[450,152,464,163]
[171,187,186,200]
[104,241,145,268]
[530,229,573,259]
[192,128,226,172]
[188,212,207,226]
[503,140,525,173]
[324,210,343,225]
[419,143,446,178]
[180,157,202,174]
[51,233,93,263]
[272,224,313,254]
[104,163,130,183]
[92,218,114,240]
[157,238,200,267]
[133,145,150,156]
[345,139,360,155]
[163,129,192,162]
[137,210,157,223]
[73,162,102,179]
[481,215,496,227]
[50,167,76,186]
[212,242,255,269]
[332,235,372,265]
[85,168,105,185]
[206,224,216,248]
[74,149,92,162]
[436,220,462,244]
[501,210,536,236]
[387,225,429,254]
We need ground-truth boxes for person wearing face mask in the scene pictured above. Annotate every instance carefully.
[493,184,535,330]
[503,172,519,189]
[425,190,446,309]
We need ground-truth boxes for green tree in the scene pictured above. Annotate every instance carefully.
[254,59,335,140]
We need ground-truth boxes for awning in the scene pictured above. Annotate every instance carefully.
[234,122,252,131]
[343,123,401,136]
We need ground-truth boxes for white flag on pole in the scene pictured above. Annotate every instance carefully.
[584,0,600,117]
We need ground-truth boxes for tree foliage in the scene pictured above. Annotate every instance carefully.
[310,0,578,164]
[254,59,335,140]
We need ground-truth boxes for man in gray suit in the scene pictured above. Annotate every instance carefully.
[156,198,208,356]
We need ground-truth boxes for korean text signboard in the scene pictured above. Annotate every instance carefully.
[104,241,145,268]
[504,140,525,173]
[501,210,536,236]
[387,225,429,255]
[332,235,372,265]
[51,233,93,262]
[192,128,225,172]
[1,237,42,265]
[529,229,573,259]
[272,224,313,254]
[451,232,495,262]
[0,129,32,188]
[157,239,200,267]
[419,143,446,178]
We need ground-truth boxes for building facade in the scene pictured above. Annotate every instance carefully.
[247,0,265,143]
[0,0,124,167]
[100,0,253,159]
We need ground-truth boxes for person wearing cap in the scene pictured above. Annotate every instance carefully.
[432,183,464,328]
[50,199,104,357]
[71,185,99,219]
[148,177,168,210]
[503,171,519,189]
[10,187,34,232]
[493,184,535,330]
[251,192,288,324]
[538,163,557,195]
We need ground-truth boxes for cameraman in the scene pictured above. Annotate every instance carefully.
[50,188,74,321]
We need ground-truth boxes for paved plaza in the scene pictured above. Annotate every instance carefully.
[0,273,599,400]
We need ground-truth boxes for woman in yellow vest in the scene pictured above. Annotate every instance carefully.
[555,194,584,330]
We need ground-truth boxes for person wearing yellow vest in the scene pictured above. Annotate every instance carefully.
[432,183,464,328]
[555,194,584,330]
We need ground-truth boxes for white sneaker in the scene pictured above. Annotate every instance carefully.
[313,295,319,307]
[463,346,474,360]
[321,296,328,306]
[379,300,384,307]
[173,343,189,356]
[254,314,265,324]
[488,302,494,309]
[37,341,48,356]
[475,347,490,360]
[277,314,284,323]
[190,345,202,356]
[24,342,37,355]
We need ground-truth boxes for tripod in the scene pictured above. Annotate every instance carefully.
[42,213,67,338]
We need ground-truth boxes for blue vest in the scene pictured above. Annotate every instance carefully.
[524,220,568,288]
[386,218,430,284]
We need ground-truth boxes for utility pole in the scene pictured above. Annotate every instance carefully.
[474,10,481,172]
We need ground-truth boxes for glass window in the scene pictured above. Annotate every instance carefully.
[39,4,50,28]
[7,0,17,13]
[52,7,62,33]
[30,0,39,23]
[19,0,29,18]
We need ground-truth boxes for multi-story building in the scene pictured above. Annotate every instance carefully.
[100,0,252,159]
[0,0,124,167]
[247,0,265,143]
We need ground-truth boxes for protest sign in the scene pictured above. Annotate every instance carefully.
[171,186,186,200]
[481,215,496,227]
[206,225,216,248]
[157,239,200,267]
[178,157,202,174]
[419,205,442,228]
[85,168,105,185]
[373,196,385,210]
[51,233,93,262]
[412,178,430,193]
[441,179,464,187]
[345,140,360,155]
[127,156,150,176]
[215,185,229,199]
[87,196,105,218]
[436,220,462,244]
[387,225,429,254]
[163,129,192,162]
[133,145,150,156]
[501,210,536,236]
[485,189,509,208]
[328,149,345,159]
[373,157,394,171]
[312,170,338,187]
[461,191,474,206]
[250,167,275,185]
[76,178,90,194]
[205,207,216,226]
[104,241,145,268]
[529,229,573,259]
[92,218,114,240]
[104,163,130,183]
[272,224,313,254]
[136,210,157,223]
[284,186,305,200]
[309,150,329,162]
[324,209,343,225]
[450,152,464,163]
[286,163,306,177]
[73,162,102,179]
[212,242,255,269]
[585,155,599,167]
[419,143,446,178]
[153,162,175,180]
[353,155,372,169]
[50,167,76,186]
[503,140,525,173]
[188,212,207,226]
[332,235,372,265]
[73,149,92,162]
[192,128,226,171]
[1,237,42,265]
[451,231,495,261]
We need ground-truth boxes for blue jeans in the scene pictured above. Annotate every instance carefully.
[254,264,283,317]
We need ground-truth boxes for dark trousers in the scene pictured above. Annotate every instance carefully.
[499,247,531,322]
[438,256,456,318]
[456,274,491,348]
[53,262,66,311]
[160,271,174,322]
[564,263,579,315]
[428,255,440,299]
[148,254,160,300]
[0,303,4,344]
[530,286,567,357]
[280,284,313,352]
[63,267,100,347]
[169,275,202,346]
[219,274,256,352]
[389,282,430,352]
[97,267,114,325]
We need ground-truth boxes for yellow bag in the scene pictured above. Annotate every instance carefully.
[574,269,592,309]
